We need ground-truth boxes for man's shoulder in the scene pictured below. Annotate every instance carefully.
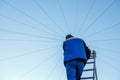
[64,37,83,43]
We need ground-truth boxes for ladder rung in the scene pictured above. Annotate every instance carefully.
[89,57,94,59]
[86,61,94,64]
[81,77,94,79]
[83,69,94,71]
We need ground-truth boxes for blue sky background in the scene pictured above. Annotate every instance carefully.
[0,0,120,80]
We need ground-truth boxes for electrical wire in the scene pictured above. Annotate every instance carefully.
[83,21,120,38]
[32,0,66,35]
[97,56,120,72]
[0,28,63,41]
[90,45,120,55]
[46,53,62,80]
[80,0,116,36]
[86,38,120,42]
[0,38,61,42]
[74,0,80,35]
[57,0,70,33]
[0,14,59,38]
[1,0,61,36]
[16,49,61,80]
[0,44,61,62]
[77,0,95,34]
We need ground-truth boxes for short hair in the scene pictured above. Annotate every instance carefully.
[66,34,73,39]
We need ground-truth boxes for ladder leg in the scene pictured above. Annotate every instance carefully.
[81,50,98,80]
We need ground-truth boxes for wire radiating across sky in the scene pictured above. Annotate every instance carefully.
[0,0,120,80]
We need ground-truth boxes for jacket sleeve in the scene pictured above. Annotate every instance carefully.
[83,41,91,60]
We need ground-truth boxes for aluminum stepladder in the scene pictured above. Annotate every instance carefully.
[81,50,98,80]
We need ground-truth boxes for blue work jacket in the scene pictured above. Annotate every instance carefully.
[63,37,87,62]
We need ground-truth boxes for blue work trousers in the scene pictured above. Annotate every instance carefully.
[65,60,84,80]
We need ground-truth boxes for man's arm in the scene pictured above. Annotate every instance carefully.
[83,41,91,60]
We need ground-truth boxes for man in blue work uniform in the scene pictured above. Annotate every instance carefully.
[63,34,91,80]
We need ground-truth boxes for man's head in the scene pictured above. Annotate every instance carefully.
[66,34,74,40]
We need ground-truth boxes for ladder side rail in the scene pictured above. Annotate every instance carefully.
[94,51,98,80]
[93,50,98,80]
[93,51,95,80]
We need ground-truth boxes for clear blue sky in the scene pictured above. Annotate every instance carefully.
[0,0,120,80]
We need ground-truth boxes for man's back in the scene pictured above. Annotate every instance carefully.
[63,37,87,62]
